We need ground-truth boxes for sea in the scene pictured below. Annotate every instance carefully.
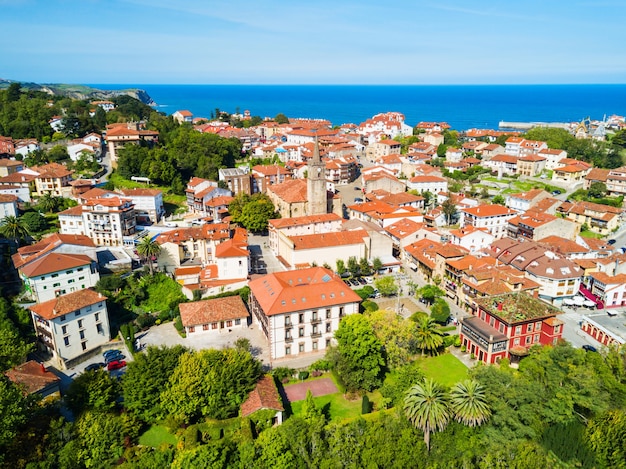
[88,84,626,130]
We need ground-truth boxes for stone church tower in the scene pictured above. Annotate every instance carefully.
[307,136,327,215]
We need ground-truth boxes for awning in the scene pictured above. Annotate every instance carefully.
[573,296,585,306]
[563,298,575,306]
[583,300,596,308]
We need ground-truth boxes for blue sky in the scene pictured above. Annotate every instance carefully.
[1,0,625,84]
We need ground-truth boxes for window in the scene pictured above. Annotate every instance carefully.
[66,270,73,274]
[326,339,331,348]
[515,326,522,336]
[534,334,540,343]
[78,319,83,328]
[499,323,504,333]
[77,267,83,272]
[203,324,209,331]
[299,313,304,324]
[535,322,541,331]
[326,322,331,333]
[51,273,59,278]
[97,323,104,334]
[235,319,241,326]
[299,327,305,338]
[312,341,318,350]
[312,311,318,321]
[554,325,561,334]
[212,323,218,329]
[312,325,319,335]
[80,330,85,340]
[226,320,232,327]
[285,346,291,355]
[62,325,67,335]
[514,338,520,346]
[81,341,87,351]
[64,336,70,346]
[95,313,99,322]
[79,276,85,281]
[326,309,331,319]
[527,324,533,333]
[299,343,305,353]
[339,307,344,317]
[526,336,532,345]
[60,315,66,322]
[189,326,195,333]
[53,282,61,287]
[285,315,291,326]
[75,311,81,317]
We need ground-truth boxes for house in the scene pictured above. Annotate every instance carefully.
[251,165,292,193]
[0,194,18,219]
[267,179,341,219]
[30,162,73,197]
[483,154,518,175]
[172,110,194,124]
[584,168,610,191]
[445,147,463,163]
[507,210,579,241]
[366,139,402,161]
[90,100,116,112]
[5,361,61,399]
[481,144,505,160]
[0,172,36,202]
[563,201,622,235]
[605,166,626,196]
[460,204,517,239]
[373,154,403,176]
[361,171,406,194]
[185,177,232,216]
[347,200,423,228]
[406,175,448,194]
[219,167,253,196]
[119,188,165,224]
[538,148,568,170]
[0,159,23,177]
[248,267,361,360]
[460,292,563,364]
[29,288,110,370]
[17,252,99,303]
[505,189,551,213]
[448,226,495,254]
[588,272,626,309]
[268,213,343,255]
[156,223,231,270]
[105,122,159,164]
[384,219,439,253]
[179,295,249,335]
[516,154,546,177]
[552,162,589,184]
[241,375,285,425]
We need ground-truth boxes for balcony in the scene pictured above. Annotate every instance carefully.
[284,336,294,343]
[284,322,293,329]
[311,332,322,339]
[310,317,322,325]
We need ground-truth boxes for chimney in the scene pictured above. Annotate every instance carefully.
[40,363,46,373]
[533,290,539,298]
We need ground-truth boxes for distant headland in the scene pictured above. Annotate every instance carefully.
[0,79,156,106]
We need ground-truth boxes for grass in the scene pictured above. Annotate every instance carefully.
[415,353,469,388]
[109,172,187,213]
[579,230,604,239]
[290,392,363,421]
[138,425,177,447]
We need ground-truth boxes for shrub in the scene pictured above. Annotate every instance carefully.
[272,367,295,382]
[470,353,475,359]
[136,314,156,330]
[461,345,467,352]
[158,309,171,322]
[310,359,332,372]
[362,300,379,313]
[454,337,462,347]
[298,371,309,381]
[443,334,458,348]
[311,371,322,377]
[361,395,371,414]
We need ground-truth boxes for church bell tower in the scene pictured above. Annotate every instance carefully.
[307,134,327,215]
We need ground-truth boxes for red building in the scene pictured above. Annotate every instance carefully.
[460,292,564,364]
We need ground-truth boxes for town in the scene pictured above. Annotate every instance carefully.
[1,83,625,467]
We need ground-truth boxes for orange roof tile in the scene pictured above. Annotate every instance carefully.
[20,252,92,277]
[241,375,284,417]
[5,361,60,395]
[290,230,367,250]
[179,295,249,327]
[29,288,107,320]
[462,204,515,217]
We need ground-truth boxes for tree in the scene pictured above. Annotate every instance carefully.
[20,212,47,234]
[75,411,125,468]
[586,410,626,468]
[236,193,277,232]
[65,369,120,416]
[331,314,385,392]
[588,181,607,198]
[36,193,59,213]
[418,284,445,305]
[0,215,30,249]
[274,113,289,124]
[365,309,418,368]
[449,379,491,427]
[336,259,346,276]
[430,298,450,324]
[441,198,457,225]
[301,390,324,423]
[122,345,187,422]
[347,256,359,277]
[0,377,29,450]
[374,276,397,297]
[372,257,383,274]
[0,299,33,371]
[359,257,371,276]
[492,194,505,205]
[404,379,450,451]
[415,317,444,356]
[136,235,161,274]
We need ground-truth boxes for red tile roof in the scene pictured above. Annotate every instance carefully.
[462,204,515,217]
[179,295,249,327]
[241,375,284,417]
[5,361,60,395]
[290,230,368,250]
[29,288,107,320]
[20,252,93,277]
[269,213,342,229]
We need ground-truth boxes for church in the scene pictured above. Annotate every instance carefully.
[267,137,342,218]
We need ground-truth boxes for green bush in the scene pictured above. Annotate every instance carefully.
[136,314,156,330]
[158,309,172,322]
[361,395,371,414]
[443,334,458,348]
[298,371,309,381]
[454,337,462,347]
[310,359,332,372]
[271,367,295,382]
[173,316,185,337]
[362,300,379,313]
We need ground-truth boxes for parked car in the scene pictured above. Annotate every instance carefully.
[349,279,360,287]
[105,353,125,364]
[358,277,367,285]
[551,189,562,195]
[608,239,617,245]
[364,276,373,284]
[582,344,598,352]
[85,362,106,372]
[354,197,363,203]
[103,349,122,360]
[107,360,127,371]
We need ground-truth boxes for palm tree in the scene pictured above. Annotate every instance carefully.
[449,379,491,427]
[136,236,161,275]
[404,379,450,451]
[0,215,30,250]
[37,193,58,213]
[415,317,445,356]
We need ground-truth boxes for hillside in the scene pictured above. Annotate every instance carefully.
[0,78,156,106]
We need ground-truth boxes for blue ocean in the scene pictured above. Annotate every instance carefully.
[89,84,626,130]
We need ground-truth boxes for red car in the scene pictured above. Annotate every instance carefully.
[107,360,127,371]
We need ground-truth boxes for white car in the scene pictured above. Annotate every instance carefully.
[164,222,177,228]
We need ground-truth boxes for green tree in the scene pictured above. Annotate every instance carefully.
[301,389,325,423]
[36,193,59,213]
[65,369,120,416]
[0,215,30,248]
[430,298,451,324]
[372,257,383,274]
[20,211,47,234]
[274,113,289,124]
[365,309,417,368]
[418,284,445,305]
[441,198,457,225]
[359,257,371,276]
[0,376,29,449]
[347,256,359,277]
[122,345,188,422]
[492,194,506,205]
[75,411,125,468]
[449,379,491,427]
[331,314,385,392]
[0,301,33,371]
[588,181,607,198]
[374,275,398,297]
[237,193,277,232]
[336,259,346,276]
[415,316,444,356]
[586,410,626,468]
[404,378,450,451]
[136,235,161,275]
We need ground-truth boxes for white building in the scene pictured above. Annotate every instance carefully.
[406,175,448,194]
[0,194,18,219]
[29,288,110,370]
[248,267,362,360]
[460,204,517,239]
[448,226,495,254]
[18,252,99,303]
[119,188,165,224]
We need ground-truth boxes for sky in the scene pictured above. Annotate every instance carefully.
[1,0,625,85]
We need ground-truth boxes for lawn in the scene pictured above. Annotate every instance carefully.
[579,230,604,239]
[415,353,469,387]
[108,172,187,213]
[290,392,362,421]
[138,425,177,447]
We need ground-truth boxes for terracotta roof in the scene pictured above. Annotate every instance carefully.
[0,159,22,167]
[463,204,515,217]
[20,252,92,277]
[0,194,17,203]
[157,223,231,244]
[384,219,424,239]
[58,205,84,216]
[268,179,308,204]
[489,154,518,163]
[119,188,163,197]
[30,162,72,178]
[0,172,36,183]
[585,168,610,182]
[269,213,342,229]
[215,238,248,257]
[5,361,60,395]
[252,164,292,176]
[241,375,284,417]
[290,230,368,250]
[29,288,107,320]
[508,188,548,201]
[174,265,202,277]
[179,295,249,327]
[248,267,361,317]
